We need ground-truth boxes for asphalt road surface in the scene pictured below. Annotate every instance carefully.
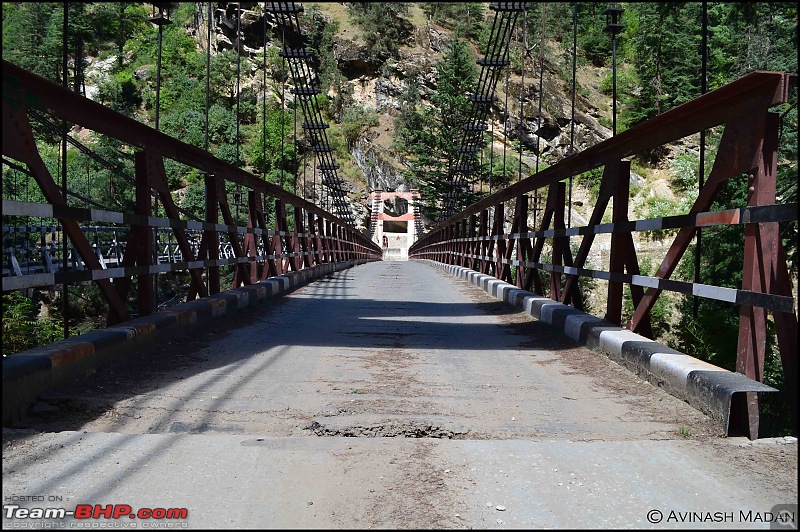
[2,261,797,529]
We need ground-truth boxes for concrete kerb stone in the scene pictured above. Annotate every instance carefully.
[234,284,267,305]
[687,371,776,434]
[421,259,777,434]
[521,295,550,319]
[546,307,587,336]
[539,302,574,325]
[274,276,291,292]
[487,279,505,297]
[493,282,515,301]
[524,296,555,321]
[563,313,606,343]
[503,288,528,306]
[649,353,727,394]
[263,279,282,296]
[2,261,364,425]
[597,329,646,356]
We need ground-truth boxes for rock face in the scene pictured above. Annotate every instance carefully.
[350,139,406,192]
[190,3,615,230]
[334,38,382,79]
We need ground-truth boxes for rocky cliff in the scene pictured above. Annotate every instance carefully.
[187,2,618,232]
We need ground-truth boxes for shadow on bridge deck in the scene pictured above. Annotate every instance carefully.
[2,260,796,529]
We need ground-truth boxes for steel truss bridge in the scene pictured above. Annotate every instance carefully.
[2,2,797,445]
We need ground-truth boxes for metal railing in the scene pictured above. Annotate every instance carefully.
[409,70,798,439]
[2,59,382,326]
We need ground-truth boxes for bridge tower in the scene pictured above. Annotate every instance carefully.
[369,189,421,260]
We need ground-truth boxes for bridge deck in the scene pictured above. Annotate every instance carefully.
[2,261,796,528]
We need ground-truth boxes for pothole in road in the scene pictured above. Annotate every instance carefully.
[307,419,469,439]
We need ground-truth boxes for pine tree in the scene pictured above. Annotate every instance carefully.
[347,2,411,62]
[396,36,477,220]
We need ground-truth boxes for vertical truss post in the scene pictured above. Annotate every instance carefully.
[274,199,289,274]
[317,216,327,263]
[441,225,449,264]
[468,214,478,271]
[291,205,303,271]
[250,191,272,281]
[206,173,220,293]
[450,223,456,265]
[441,226,447,264]
[561,162,618,307]
[332,222,342,262]
[342,227,351,261]
[503,195,525,286]
[240,191,259,284]
[526,185,556,296]
[489,202,506,279]
[514,195,530,289]
[338,224,346,262]
[323,220,332,263]
[307,211,318,266]
[479,209,490,274]
[260,197,278,279]
[342,226,353,260]
[459,218,469,267]
[605,160,630,325]
[733,112,794,439]
[133,151,154,316]
[550,183,568,301]
[454,220,462,266]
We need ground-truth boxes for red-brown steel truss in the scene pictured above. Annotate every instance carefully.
[409,71,798,439]
[2,59,382,325]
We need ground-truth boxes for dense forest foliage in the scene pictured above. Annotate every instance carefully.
[2,2,797,433]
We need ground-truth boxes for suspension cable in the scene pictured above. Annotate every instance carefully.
[502,34,511,186]
[518,6,527,183]
[445,3,522,219]
[313,150,316,204]
[293,78,298,194]
[203,1,213,297]
[694,0,708,318]
[568,2,577,229]
[235,5,242,222]
[262,2,268,179]
[533,2,546,232]
[205,3,211,152]
[535,3,545,176]
[62,0,70,339]
[268,3,355,224]
[490,105,495,195]
[280,25,287,192]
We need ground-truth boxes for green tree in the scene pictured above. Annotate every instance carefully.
[2,292,63,356]
[245,103,296,178]
[306,7,342,92]
[395,36,477,220]
[623,3,700,125]
[422,2,486,41]
[2,2,63,82]
[347,2,411,62]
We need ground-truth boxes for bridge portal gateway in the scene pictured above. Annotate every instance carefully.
[369,189,421,260]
